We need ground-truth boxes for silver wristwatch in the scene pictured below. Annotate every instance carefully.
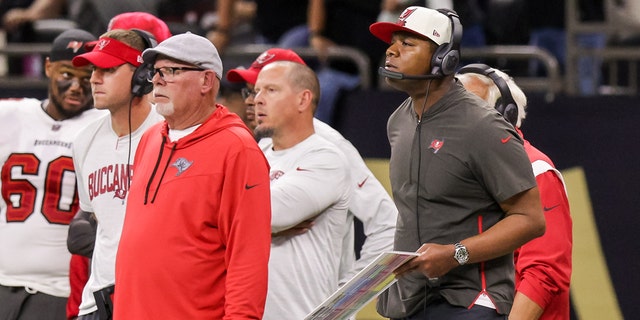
[453,242,469,265]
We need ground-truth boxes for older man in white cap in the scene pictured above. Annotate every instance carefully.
[369,7,545,319]
[113,32,272,319]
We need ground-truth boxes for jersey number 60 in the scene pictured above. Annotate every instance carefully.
[1,153,79,225]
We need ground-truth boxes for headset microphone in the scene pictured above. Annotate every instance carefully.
[378,67,441,80]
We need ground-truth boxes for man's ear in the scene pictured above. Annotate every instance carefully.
[202,70,217,93]
[297,89,313,113]
[44,57,53,78]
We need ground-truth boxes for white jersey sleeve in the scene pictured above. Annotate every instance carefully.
[262,134,352,233]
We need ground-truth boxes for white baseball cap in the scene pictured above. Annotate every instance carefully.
[142,32,223,79]
[370,6,452,46]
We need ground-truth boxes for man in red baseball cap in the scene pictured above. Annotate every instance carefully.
[64,12,170,319]
[226,48,306,131]
[227,48,306,84]
[227,48,397,317]
[68,29,163,319]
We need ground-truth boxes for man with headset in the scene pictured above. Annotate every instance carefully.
[68,28,164,320]
[369,6,545,319]
[457,64,572,320]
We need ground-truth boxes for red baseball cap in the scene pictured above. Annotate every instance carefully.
[72,37,143,69]
[108,12,172,43]
[226,48,306,84]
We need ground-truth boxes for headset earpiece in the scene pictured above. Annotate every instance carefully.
[430,9,463,77]
[130,29,157,97]
[495,97,518,127]
[131,63,154,97]
[131,29,157,49]
[458,63,519,126]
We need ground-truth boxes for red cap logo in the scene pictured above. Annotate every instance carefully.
[97,39,110,51]
[253,52,276,68]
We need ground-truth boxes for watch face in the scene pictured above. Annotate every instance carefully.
[455,245,469,265]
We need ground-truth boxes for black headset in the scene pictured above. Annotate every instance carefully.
[130,29,157,97]
[457,63,518,126]
[430,8,463,77]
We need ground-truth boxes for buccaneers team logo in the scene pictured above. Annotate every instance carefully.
[97,39,110,51]
[66,41,84,53]
[88,164,131,200]
[270,170,284,181]
[172,157,193,176]
[429,138,444,153]
[396,8,417,26]
[252,51,276,68]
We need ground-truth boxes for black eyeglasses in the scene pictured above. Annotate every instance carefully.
[147,66,203,82]
[241,87,257,100]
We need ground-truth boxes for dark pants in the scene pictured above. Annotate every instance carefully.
[397,298,508,320]
[0,285,67,320]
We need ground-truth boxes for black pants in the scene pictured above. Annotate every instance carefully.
[0,285,66,320]
[398,298,507,320]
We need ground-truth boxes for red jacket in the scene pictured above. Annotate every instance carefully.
[114,106,271,319]
[515,130,573,319]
